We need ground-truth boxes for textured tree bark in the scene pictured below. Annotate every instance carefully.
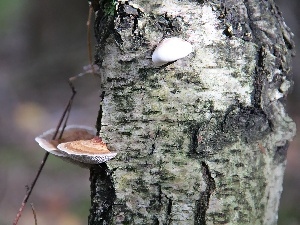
[88,0,296,224]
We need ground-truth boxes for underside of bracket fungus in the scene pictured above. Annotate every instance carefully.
[152,37,193,66]
[35,125,117,165]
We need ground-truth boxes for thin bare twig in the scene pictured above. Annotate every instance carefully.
[30,203,38,225]
[13,5,97,222]
[13,82,76,225]
[87,4,95,76]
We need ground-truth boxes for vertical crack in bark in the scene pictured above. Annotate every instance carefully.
[194,162,216,225]
[191,126,199,154]
[158,184,162,204]
[243,0,255,41]
[189,123,202,155]
[88,164,115,225]
[149,128,160,155]
[253,46,266,108]
[166,196,173,225]
[96,91,105,136]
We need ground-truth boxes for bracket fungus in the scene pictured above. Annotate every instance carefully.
[35,125,117,166]
[152,37,193,66]
[57,137,117,164]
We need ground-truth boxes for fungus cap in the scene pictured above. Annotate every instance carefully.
[152,37,193,66]
[35,125,117,165]
[35,125,96,157]
[57,137,117,164]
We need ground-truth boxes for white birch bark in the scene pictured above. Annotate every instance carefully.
[88,0,296,224]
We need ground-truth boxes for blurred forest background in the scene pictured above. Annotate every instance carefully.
[0,0,299,224]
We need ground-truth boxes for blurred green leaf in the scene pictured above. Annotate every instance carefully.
[0,0,23,30]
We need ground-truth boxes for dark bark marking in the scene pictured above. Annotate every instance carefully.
[88,164,116,225]
[150,143,156,155]
[209,212,230,224]
[274,141,289,163]
[89,0,100,12]
[167,198,172,216]
[187,104,271,160]
[188,0,206,4]
[96,91,105,135]
[166,195,173,225]
[243,0,256,41]
[194,162,216,225]
[223,24,233,38]
[94,0,115,65]
[216,1,254,41]
[158,184,162,204]
[243,0,280,44]
[112,92,135,113]
[187,118,234,158]
[153,217,160,225]
[114,1,145,51]
[253,46,267,108]
[155,13,182,34]
[149,128,160,155]
[157,172,174,224]
[189,123,201,155]
[116,2,141,34]
[222,104,271,142]
[257,45,266,68]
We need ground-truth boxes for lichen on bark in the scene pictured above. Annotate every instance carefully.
[89,0,296,224]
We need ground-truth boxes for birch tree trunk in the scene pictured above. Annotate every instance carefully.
[88,0,296,224]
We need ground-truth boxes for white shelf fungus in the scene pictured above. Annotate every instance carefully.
[152,37,193,66]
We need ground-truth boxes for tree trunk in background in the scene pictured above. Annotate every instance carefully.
[88,0,296,224]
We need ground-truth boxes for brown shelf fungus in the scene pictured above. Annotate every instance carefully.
[35,125,117,166]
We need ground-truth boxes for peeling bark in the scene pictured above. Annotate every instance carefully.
[88,0,296,224]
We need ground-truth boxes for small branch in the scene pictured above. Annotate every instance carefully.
[30,203,38,225]
[13,81,77,225]
[13,4,99,222]
[87,4,95,76]
[13,152,49,225]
